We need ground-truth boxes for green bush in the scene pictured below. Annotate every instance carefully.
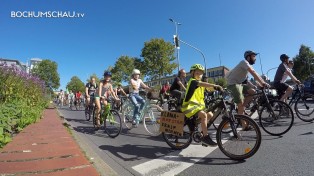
[0,64,48,148]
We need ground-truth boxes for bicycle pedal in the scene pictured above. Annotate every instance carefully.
[201,143,209,147]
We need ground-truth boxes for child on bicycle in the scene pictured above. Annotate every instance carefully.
[129,69,151,126]
[94,71,119,130]
[181,64,223,147]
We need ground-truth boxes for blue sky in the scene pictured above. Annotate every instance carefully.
[1,0,314,90]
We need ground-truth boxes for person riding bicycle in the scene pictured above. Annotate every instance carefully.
[85,76,98,110]
[181,64,223,147]
[115,83,127,97]
[273,54,301,102]
[159,81,170,105]
[75,91,81,105]
[94,71,119,129]
[226,50,269,118]
[68,90,74,107]
[129,69,151,126]
[170,68,187,109]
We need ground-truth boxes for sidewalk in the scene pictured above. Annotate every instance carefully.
[0,108,100,176]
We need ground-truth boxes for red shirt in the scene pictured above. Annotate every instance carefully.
[75,92,81,99]
[160,85,170,94]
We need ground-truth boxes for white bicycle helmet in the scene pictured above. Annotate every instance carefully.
[132,69,141,75]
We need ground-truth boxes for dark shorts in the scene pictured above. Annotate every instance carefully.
[274,82,289,95]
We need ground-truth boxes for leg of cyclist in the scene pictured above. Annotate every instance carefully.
[95,97,101,129]
[198,111,217,146]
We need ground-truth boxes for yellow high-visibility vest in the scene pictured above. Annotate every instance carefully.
[181,78,205,118]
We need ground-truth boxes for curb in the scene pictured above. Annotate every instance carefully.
[57,109,118,176]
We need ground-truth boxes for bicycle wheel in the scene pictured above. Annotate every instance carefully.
[85,106,91,121]
[162,124,192,150]
[104,110,122,138]
[143,108,161,136]
[122,100,134,129]
[295,96,314,122]
[216,115,262,160]
[92,107,97,129]
[259,100,294,136]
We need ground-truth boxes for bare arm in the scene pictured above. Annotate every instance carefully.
[248,67,266,86]
[85,87,89,97]
[98,82,103,97]
[178,81,186,91]
[286,70,300,84]
[110,85,118,100]
[198,81,223,91]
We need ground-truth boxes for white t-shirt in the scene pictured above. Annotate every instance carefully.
[281,66,292,83]
[129,78,143,93]
[226,60,253,85]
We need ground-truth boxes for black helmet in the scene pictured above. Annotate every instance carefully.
[280,54,289,62]
[104,71,112,77]
[244,50,258,59]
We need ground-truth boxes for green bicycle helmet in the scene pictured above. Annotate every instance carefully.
[190,64,205,72]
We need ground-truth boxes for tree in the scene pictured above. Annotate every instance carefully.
[207,77,215,84]
[66,76,85,93]
[293,45,314,81]
[216,78,227,88]
[86,73,100,84]
[31,59,60,89]
[111,56,144,83]
[141,38,177,83]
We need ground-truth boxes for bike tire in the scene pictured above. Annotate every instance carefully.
[104,109,122,138]
[143,108,161,136]
[162,124,192,150]
[122,100,134,130]
[92,107,97,129]
[216,115,262,160]
[294,96,314,122]
[259,100,294,136]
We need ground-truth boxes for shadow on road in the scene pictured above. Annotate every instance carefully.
[99,144,174,161]
[99,144,245,165]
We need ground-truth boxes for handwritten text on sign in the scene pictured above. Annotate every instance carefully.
[159,111,185,136]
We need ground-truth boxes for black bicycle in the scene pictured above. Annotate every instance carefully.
[84,96,95,121]
[245,87,294,136]
[269,84,314,122]
[162,91,262,160]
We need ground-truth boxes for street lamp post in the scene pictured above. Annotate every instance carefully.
[169,18,181,72]
[266,67,278,82]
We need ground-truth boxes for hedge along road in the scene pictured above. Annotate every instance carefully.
[57,104,314,176]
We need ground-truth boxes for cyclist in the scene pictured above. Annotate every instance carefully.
[129,69,151,125]
[181,64,223,146]
[94,71,119,129]
[68,90,75,108]
[85,76,98,110]
[59,89,64,106]
[75,91,81,106]
[115,83,127,97]
[273,54,301,102]
[170,69,187,109]
[159,81,170,105]
[226,50,269,118]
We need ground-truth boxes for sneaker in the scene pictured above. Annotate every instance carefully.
[201,135,217,147]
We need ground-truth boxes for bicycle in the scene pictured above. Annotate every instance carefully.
[122,90,161,136]
[92,98,122,138]
[245,87,294,136]
[162,90,262,160]
[84,96,95,121]
[69,98,75,110]
[269,84,314,122]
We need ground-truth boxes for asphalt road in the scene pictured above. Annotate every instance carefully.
[58,105,314,176]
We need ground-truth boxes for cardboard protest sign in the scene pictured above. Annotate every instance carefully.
[159,111,185,136]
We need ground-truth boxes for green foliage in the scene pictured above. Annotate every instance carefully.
[66,76,85,93]
[207,77,215,84]
[86,73,100,84]
[0,65,48,148]
[293,45,314,81]
[216,78,227,88]
[111,56,145,83]
[141,38,177,81]
[31,59,60,89]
